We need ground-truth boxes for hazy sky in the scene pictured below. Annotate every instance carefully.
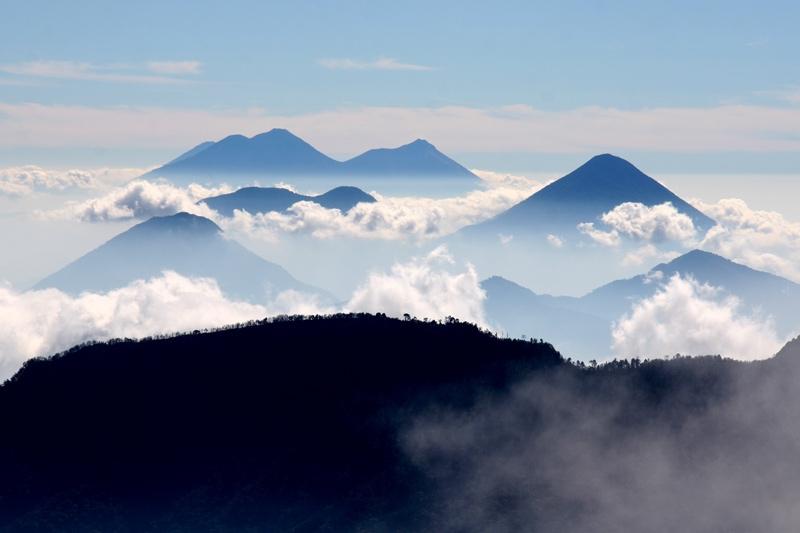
[1,0,799,174]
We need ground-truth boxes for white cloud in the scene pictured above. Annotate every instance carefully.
[220,184,536,241]
[472,169,546,191]
[579,202,697,250]
[344,246,487,326]
[0,165,145,196]
[693,198,800,282]
[0,272,269,381]
[318,57,433,71]
[577,222,621,247]
[3,103,800,154]
[612,274,784,360]
[45,180,229,222]
[546,234,564,248]
[147,61,202,75]
[0,60,190,85]
[0,251,488,380]
[621,244,679,267]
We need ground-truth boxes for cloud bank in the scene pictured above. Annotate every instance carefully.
[46,180,229,222]
[0,166,144,196]
[2,102,800,154]
[0,248,486,380]
[612,274,783,360]
[694,198,800,282]
[579,202,697,247]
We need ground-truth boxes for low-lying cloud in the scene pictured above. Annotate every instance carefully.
[612,273,783,360]
[579,202,697,247]
[0,248,486,380]
[0,166,144,196]
[693,197,800,282]
[45,179,229,222]
[345,246,486,327]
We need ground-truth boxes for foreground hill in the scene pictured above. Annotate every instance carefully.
[145,129,478,185]
[1,315,800,531]
[201,185,376,216]
[462,153,714,238]
[35,212,326,302]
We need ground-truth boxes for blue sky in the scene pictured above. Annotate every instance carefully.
[1,0,799,171]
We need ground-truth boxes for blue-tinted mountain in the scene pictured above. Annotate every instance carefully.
[483,249,800,357]
[145,129,478,184]
[35,212,327,302]
[482,276,609,358]
[342,139,475,178]
[201,185,376,217]
[578,249,800,333]
[464,154,714,238]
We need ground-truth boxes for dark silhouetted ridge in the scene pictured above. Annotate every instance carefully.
[201,185,376,216]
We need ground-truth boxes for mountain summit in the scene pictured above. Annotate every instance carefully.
[145,130,478,185]
[465,154,714,237]
[35,212,326,302]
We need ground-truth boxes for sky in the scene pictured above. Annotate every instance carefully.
[1,0,799,175]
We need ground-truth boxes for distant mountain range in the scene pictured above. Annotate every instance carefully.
[483,249,800,358]
[200,185,376,217]
[35,212,328,303]
[463,153,715,238]
[145,129,478,185]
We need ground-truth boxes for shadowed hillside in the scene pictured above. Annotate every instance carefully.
[1,316,799,532]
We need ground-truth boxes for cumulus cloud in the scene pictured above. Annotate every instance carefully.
[612,274,783,360]
[693,198,800,282]
[579,202,697,247]
[0,165,144,196]
[46,180,230,222]
[221,185,536,241]
[546,234,564,248]
[345,246,487,327]
[318,57,433,71]
[0,250,487,380]
[0,272,269,381]
[471,169,545,191]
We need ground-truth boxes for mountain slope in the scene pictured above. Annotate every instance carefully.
[34,212,325,302]
[464,154,714,237]
[201,185,376,216]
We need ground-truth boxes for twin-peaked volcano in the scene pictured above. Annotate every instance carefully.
[35,212,328,303]
[464,153,715,237]
[145,129,477,185]
[200,185,376,217]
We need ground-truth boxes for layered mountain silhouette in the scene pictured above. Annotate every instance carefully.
[463,154,715,238]
[200,185,376,216]
[35,212,326,302]
[2,314,800,531]
[483,249,800,358]
[145,129,477,184]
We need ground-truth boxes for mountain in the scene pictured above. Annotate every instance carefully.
[145,129,478,185]
[342,138,476,178]
[200,185,376,216]
[463,154,715,238]
[483,250,800,357]
[579,249,800,333]
[481,276,610,358]
[2,314,800,531]
[34,212,326,302]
